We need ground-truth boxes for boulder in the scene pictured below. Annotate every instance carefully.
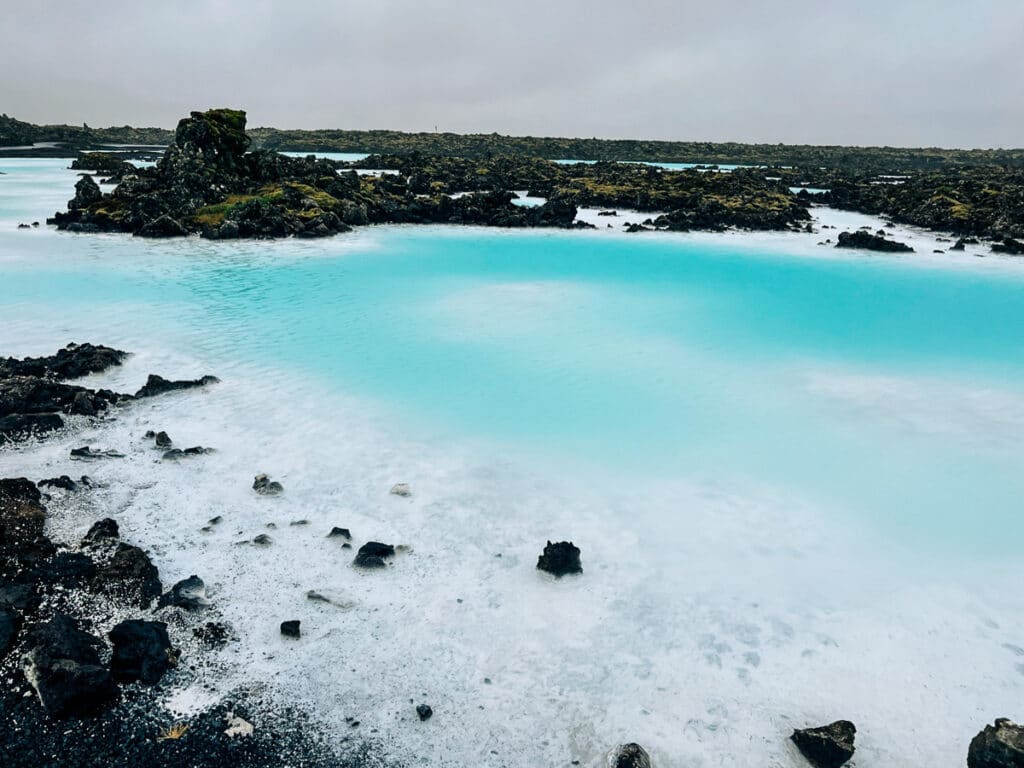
[791,720,856,768]
[154,430,172,448]
[20,614,118,718]
[835,230,913,252]
[0,342,126,380]
[610,743,651,768]
[253,473,284,495]
[95,542,162,607]
[536,540,582,577]
[968,719,1024,767]
[992,238,1024,255]
[0,412,64,443]
[416,704,433,721]
[280,620,301,638]
[354,541,396,569]
[327,527,351,540]
[134,373,219,398]
[157,574,210,610]
[108,619,174,684]
[81,518,119,547]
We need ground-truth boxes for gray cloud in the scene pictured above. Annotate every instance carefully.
[1,0,1021,147]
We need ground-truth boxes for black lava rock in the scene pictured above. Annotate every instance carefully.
[109,619,174,684]
[992,238,1024,255]
[536,540,582,577]
[791,720,856,768]
[95,542,162,608]
[416,704,433,721]
[611,743,651,768]
[134,373,219,398]
[154,430,172,448]
[280,620,301,638]
[20,614,118,718]
[327,527,351,540]
[157,575,210,610]
[968,719,1024,768]
[835,230,913,252]
[353,541,395,569]
[81,518,119,547]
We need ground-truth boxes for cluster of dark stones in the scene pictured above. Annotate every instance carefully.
[0,343,218,445]
[0,478,175,719]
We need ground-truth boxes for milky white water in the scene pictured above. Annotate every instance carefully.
[2,159,1023,767]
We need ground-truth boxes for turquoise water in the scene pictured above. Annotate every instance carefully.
[3,160,1024,555]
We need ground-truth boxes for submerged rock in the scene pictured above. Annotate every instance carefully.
[327,526,352,540]
[253,473,284,495]
[70,446,124,460]
[20,614,118,718]
[158,574,210,610]
[134,373,219,398]
[536,540,582,577]
[353,541,396,569]
[609,743,651,768]
[968,719,1024,767]
[389,483,412,497]
[280,620,301,638]
[109,619,175,684]
[162,446,212,460]
[791,720,856,768]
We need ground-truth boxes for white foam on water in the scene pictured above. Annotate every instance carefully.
[2,340,1023,767]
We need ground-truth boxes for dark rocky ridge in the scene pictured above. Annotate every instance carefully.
[50,108,814,240]
[0,344,217,444]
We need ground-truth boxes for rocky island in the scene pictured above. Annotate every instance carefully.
[48,108,814,240]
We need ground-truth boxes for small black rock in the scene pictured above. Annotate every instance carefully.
[791,720,856,768]
[328,527,352,540]
[416,704,433,721]
[154,430,172,448]
[354,541,396,569]
[281,620,301,638]
[536,540,582,576]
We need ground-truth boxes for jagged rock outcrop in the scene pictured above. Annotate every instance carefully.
[968,719,1024,768]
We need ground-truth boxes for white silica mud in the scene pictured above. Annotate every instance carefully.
[2,159,1024,767]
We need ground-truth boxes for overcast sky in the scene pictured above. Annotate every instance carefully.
[2,1,1022,148]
